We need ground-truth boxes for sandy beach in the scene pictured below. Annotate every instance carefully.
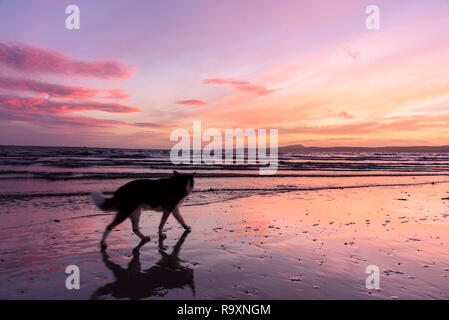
[2,180,449,300]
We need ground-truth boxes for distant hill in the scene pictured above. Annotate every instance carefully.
[279,144,449,153]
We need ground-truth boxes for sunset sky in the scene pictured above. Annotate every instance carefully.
[0,0,448,148]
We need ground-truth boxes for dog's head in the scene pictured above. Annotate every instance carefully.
[173,171,195,194]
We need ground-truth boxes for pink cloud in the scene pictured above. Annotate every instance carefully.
[0,42,136,79]
[344,46,360,60]
[338,111,354,119]
[104,88,131,99]
[0,109,125,128]
[203,78,277,95]
[0,108,167,130]
[0,76,131,100]
[278,113,449,136]
[0,76,100,99]
[0,94,141,114]
[175,99,208,106]
[132,122,170,128]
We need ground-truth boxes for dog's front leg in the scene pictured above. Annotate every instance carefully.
[172,207,191,230]
[158,210,171,239]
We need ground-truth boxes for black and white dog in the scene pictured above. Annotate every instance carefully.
[91,171,194,249]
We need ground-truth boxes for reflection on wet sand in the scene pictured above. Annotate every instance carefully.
[91,230,194,300]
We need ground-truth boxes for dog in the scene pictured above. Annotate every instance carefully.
[91,171,195,249]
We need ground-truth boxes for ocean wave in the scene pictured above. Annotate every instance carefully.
[1,180,448,201]
[2,145,449,175]
[0,170,449,181]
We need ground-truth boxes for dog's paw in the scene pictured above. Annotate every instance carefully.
[158,232,167,239]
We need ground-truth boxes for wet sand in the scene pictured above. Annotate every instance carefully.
[1,182,449,299]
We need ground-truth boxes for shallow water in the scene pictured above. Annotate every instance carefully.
[1,145,449,212]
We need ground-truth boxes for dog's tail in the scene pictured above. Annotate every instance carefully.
[91,191,116,211]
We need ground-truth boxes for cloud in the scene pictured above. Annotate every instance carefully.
[279,112,449,136]
[0,94,141,114]
[132,122,170,128]
[175,99,208,106]
[0,109,125,128]
[0,76,100,99]
[0,42,136,79]
[325,109,355,120]
[0,108,166,130]
[0,76,132,100]
[344,46,360,60]
[338,111,354,119]
[203,78,277,95]
[104,88,131,99]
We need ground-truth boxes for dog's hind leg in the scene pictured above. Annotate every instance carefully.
[101,211,129,250]
[158,209,171,239]
[130,208,150,241]
[172,207,191,230]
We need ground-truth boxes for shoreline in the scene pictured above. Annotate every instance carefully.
[2,179,449,231]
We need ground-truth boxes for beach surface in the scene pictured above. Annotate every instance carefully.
[1,181,449,299]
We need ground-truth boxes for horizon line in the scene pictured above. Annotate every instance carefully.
[1,143,449,151]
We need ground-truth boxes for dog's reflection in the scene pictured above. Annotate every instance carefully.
[91,230,194,300]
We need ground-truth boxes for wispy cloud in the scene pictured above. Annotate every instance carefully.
[132,122,170,128]
[0,76,96,99]
[203,78,277,95]
[0,94,141,114]
[344,46,360,60]
[104,88,131,100]
[0,108,167,130]
[0,76,132,100]
[279,112,449,136]
[175,99,208,106]
[0,42,136,79]
[338,111,354,119]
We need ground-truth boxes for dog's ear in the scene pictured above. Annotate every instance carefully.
[173,170,180,176]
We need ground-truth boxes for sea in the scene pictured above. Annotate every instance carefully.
[0,145,448,228]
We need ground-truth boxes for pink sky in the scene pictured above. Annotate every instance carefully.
[0,0,448,148]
